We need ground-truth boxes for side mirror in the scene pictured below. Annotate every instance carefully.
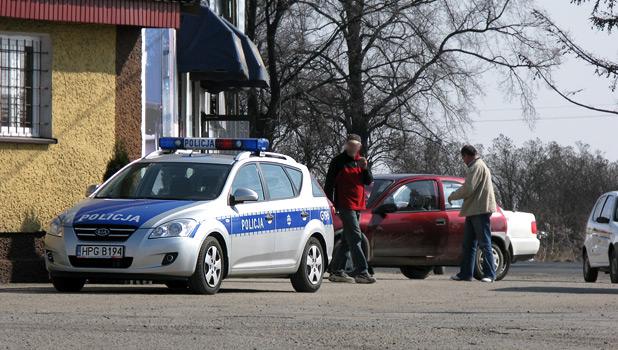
[373,203,398,215]
[85,184,99,197]
[596,216,610,224]
[230,188,259,205]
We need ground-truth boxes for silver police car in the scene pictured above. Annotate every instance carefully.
[45,138,335,294]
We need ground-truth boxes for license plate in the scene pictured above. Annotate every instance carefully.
[76,245,124,259]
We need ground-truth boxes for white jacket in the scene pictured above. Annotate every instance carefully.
[449,158,497,217]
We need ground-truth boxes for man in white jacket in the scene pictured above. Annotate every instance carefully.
[448,145,497,282]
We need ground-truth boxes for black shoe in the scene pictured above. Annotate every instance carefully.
[354,273,376,284]
[328,271,354,283]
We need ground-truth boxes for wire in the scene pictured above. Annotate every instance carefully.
[478,104,617,112]
[472,114,616,123]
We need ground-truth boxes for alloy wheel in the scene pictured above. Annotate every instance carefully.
[305,245,323,285]
[204,246,222,287]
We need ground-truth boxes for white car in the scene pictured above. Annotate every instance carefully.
[583,192,618,283]
[45,137,335,294]
[503,210,540,263]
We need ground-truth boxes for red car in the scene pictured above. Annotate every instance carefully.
[331,174,511,280]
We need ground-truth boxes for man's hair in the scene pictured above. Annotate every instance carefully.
[346,134,362,143]
[460,145,477,157]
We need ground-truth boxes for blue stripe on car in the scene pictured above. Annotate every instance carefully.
[217,207,332,236]
[73,199,194,227]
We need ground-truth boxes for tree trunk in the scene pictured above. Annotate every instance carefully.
[342,0,368,155]
[245,0,261,138]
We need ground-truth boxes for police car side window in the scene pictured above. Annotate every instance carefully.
[261,164,295,200]
[285,167,303,194]
[231,164,265,201]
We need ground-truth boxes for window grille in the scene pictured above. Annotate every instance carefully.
[0,35,47,138]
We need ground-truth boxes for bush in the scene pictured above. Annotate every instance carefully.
[103,142,130,182]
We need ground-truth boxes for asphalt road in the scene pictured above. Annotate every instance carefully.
[1,262,617,350]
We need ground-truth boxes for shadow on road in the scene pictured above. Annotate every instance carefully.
[0,286,294,295]
[494,286,618,295]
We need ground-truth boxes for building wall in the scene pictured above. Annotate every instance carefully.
[0,19,118,232]
[115,26,143,161]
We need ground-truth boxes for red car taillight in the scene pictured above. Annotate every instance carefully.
[531,221,538,234]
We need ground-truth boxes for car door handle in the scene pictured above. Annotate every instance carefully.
[435,218,447,226]
[265,213,274,221]
[300,211,309,218]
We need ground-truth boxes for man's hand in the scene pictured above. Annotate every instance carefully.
[358,157,368,169]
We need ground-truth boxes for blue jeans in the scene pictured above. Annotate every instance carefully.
[330,209,368,276]
[458,213,495,280]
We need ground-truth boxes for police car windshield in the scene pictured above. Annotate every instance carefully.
[96,162,231,201]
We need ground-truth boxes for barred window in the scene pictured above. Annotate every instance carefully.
[0,33,52,141]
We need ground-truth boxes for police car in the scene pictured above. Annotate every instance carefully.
[45,138,335,294]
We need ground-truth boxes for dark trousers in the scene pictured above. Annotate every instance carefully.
[458,213,495,280]
[330,209,369,276]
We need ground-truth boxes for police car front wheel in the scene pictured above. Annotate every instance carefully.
[51,276,86,293]
[189,237,224,295]
[291,237,325,293]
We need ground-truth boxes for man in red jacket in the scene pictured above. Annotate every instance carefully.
[324,134,376,284]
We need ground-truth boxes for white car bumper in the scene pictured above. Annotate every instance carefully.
[510,236,540,262]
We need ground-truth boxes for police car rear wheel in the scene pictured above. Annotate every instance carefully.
[189,237,224,295]
[291,237,324,293]
[51,276,85,293]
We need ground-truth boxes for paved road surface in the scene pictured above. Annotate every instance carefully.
[1,262,617,349]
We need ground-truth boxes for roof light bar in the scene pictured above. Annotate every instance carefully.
[158,137,270,152]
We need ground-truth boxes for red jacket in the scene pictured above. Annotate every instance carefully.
[324,152,373,210]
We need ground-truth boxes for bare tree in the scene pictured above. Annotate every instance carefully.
[531,2,618,114]
[291,0,560,166]
[245,0,340,144]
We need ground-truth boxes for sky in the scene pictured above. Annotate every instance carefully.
[467,1,618,159]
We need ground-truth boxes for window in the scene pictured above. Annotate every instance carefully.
[366,179,393,207]
[383,180,438,211]
[311,176,325,198]
[285,167,303,194]
[261,163,295,200]
[96,162,231,200]
[0,33,51,139]
[592,196,607,220]
[600,196,615,221]
[231,164,264,201]
[443,181,464,210]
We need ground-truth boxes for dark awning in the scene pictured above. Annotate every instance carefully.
[177,4,269,93]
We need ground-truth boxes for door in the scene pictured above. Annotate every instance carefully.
[592,195,614,266]
[441,180,466,261]
[369,180,448,257]
[259,163,308,269]
[228,163,275,271]
[587,195,606,265]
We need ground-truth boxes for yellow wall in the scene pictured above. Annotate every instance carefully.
[0,20,117,232]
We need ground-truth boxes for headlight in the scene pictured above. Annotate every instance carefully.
[149,219,198,239]
[47,216,64,237]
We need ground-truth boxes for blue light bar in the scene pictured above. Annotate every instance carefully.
[158,137,270,152]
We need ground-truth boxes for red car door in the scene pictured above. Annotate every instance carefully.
[366,179,449,257]
[440,180,466,261]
